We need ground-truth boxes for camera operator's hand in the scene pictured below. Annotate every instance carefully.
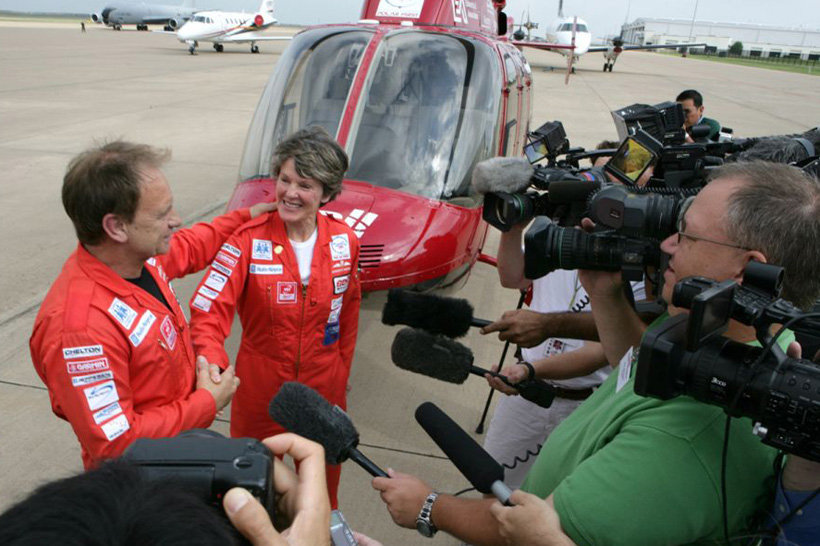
[576,219,625,302]
[196,356,239,412]
[372,468,433,528]
[223,433,331,546]
[481,309,551,348]
[489,491,577,546]
[485,362,528,395]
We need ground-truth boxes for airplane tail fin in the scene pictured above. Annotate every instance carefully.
[558,0,564,18]
[258,0,274,15]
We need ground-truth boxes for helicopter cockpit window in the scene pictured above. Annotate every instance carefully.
[237,28,373,181]
[346,32,501,203]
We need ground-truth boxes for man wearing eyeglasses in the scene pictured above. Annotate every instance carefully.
[371,161,820,546]
[676,89,721,142]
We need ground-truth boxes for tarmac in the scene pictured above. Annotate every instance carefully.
[0,21,818,544]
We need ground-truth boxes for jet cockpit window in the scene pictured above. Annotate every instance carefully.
[237,28,373,181]
[559,22,587,32]
[346,31,501,202]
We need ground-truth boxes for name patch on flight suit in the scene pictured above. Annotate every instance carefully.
[277,282,298,304]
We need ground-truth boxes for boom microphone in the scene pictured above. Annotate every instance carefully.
[545,179,603,203]
[415,402,513,505]
[381,289,490,338]
[268,382,387,478]
[391,328,555,408]
[471,156,534,195]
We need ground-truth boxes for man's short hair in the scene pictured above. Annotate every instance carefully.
[271,126,349,203]
[596,140,621,150]
[714,161,820,309]
[676,89,703,107]
[62,141,170,245]
[0,461,241,546]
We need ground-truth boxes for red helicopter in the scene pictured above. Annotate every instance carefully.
[226,0,547,292]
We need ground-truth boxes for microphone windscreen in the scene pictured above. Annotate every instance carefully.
[546,179,602,203]
[268,382,358,465]
[471,157,534,195]
[415,402,504,494]
[382,289,474,338]
[390,328,472,384]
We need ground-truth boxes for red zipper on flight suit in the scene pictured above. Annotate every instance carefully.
[295,284,307,378]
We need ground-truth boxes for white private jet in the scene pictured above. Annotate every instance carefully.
[513,0,705,77]
[172,0,290,54]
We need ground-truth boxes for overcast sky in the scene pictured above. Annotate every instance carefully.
[2,0,818,38]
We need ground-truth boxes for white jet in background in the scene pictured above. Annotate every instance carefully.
[173,0,290,54]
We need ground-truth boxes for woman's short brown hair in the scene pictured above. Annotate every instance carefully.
[271,127,349,203]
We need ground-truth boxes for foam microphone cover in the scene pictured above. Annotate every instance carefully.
[268,382,358,465]
[391,328,473,384]
[415,402,504,494]
[471,156,534,195]
[382,289,474,338]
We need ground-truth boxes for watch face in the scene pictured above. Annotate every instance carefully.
[416,520,435,538]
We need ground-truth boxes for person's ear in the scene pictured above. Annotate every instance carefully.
[102,213,129,244]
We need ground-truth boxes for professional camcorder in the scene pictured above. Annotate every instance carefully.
[522,183,697,281]
[123,429,276,516]
[612,101,688,145]
[635,262,820,461]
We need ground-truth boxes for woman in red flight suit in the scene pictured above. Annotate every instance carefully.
[189,127,361,508]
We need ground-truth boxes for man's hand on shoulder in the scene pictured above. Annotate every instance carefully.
[249,201,277,219]
[371,469,433,528]
[195,356,239,411]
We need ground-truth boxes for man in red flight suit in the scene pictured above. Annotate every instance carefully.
[30,141,274,469]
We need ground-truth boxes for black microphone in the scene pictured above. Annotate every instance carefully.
[268,382,388,478]
[381,289,490,338]
[415,402,513,505]
[471,156,535,195]
[391,328,554,409]
[545,179,603,203]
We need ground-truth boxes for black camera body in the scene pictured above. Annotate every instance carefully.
[123,429,275,517]
[612,101,687,146]
[635,263,820,461]
[524,217,659,282]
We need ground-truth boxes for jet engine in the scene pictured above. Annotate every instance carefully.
[91,12,103,23]
[168,17,185,30]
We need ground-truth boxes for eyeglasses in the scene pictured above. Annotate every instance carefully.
[675,196,752,251]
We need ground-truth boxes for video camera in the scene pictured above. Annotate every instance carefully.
[123,430,360,545]
[123,429,276,517]
[635,262,820,461]
[612,101,688,146]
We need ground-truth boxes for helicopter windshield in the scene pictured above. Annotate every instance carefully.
[238,27,501,202]
[346,31,500,200]
[238,27,373,180]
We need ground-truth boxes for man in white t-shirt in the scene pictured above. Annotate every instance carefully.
[482,219,644,488]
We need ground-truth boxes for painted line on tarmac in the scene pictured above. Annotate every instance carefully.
[0,199,228,329]
[359,442,449,461]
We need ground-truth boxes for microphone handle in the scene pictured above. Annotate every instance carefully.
[347,447,389,478]
[469,367,555,409]
[471,317,492,328]
[469,366,514,388]
[491,480,514,506]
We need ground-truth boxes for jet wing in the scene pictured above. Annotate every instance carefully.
[218,32,292,43]
[511,40,575,53]
[587,42,706,52]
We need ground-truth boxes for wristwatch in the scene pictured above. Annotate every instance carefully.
[415,491,439,538]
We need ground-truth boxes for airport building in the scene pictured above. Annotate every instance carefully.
[620,18,820,60]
